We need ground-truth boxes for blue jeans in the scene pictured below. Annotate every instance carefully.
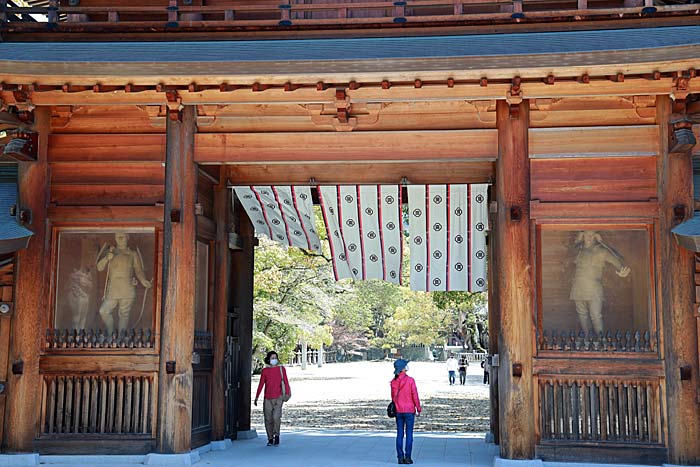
[395,412,415,459]
[448,370,456,385]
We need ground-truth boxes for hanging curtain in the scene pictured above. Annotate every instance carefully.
[318,185,402,284]
[232,186,322,253]
[407,184,488,292]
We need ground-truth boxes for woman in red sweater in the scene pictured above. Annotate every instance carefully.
[254,350,292,446]
[391,359,421,464]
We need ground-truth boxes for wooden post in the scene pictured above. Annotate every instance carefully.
[2,107,50,452]
[487,190,500,444]
[157,105,197,454]
[656,96,700,464]
[211,167,230,440]
[232,209,254,433]
[495,99,535,459]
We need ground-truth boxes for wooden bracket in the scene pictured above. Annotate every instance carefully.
[507,77,523,118]
[672,71,692,100]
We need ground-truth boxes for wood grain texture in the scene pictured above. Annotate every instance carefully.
[39,355,159,373]
[51,184,165,206]
[157,106,197,453]
[530,200,659,219]
[529,126,658,158]
[48,205,163,222]
[226,161,494,185]
[49,134,166,162]
[656,96,700,464]
[210,169,230,440]
[3,107,50,451]
[195,130,497,163]
[496,100,535,459]
[531,156,657,202]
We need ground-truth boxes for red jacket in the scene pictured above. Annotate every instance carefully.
[390,373,421,414]
[255,365,291,400]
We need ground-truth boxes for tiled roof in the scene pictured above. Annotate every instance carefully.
[1,26,699,63]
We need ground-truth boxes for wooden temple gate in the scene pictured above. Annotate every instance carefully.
[0,2,700,465]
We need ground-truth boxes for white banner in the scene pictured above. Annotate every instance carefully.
[408,184,488,292]
[232,186,321,253]
[318,185,402,284]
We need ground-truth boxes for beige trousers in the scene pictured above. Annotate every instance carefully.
[263,397,284,439]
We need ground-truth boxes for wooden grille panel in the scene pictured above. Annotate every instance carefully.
[40,374,155,436]
[538,377,664,445]
[191,373,211,433]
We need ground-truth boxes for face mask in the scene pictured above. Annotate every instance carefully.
[270,359,278,366]
[404,366,409,372]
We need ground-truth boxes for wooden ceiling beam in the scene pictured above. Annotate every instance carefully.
[2,77,698,108]
[195,129,498,164]
[226,161,495,185]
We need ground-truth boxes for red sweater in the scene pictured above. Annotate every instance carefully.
[255,365,291,400]
[390,373,421,414]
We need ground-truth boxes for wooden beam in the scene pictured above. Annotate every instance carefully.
[656,96,700,464]
[157,105,197,454]
[529,126,658,158]
[226,161,494,185]
[2,107,50,452]
[5,77,698,107]
[495,99,535,459]
[210,167,230,441]
[195,130,497,163]
[530,200,659,219]
[47,205,163,222]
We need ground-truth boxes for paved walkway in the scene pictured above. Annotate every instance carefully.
[2,429,496,467]
[202,429,496,467]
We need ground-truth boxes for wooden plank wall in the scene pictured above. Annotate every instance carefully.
[0,260,14,447]
[49,106,166,206]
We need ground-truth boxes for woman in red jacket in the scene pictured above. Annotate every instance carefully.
[391,359,421,465]
[254,350,292,446]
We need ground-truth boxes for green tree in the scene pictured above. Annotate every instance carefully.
[432,291,488,351]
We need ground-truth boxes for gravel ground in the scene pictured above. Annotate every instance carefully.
[252,361,490,433]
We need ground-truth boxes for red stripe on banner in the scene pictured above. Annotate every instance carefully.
[336,187,351,275]
[290,187,313,250]
[399,185,404,286]
[467,184,472,292]
[317,186,339,281]
[271,186,293,246]
[251,186,274,240]
[378,186,387,281]
[426,185,431,292]
[446,184,451,291]
[357,186,367,280]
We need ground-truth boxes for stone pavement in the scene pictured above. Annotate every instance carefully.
[0,429,496,466]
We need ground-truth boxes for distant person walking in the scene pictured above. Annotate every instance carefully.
[391,359,422,465]
[458,357,468,385]
[254,350,292,446]
[446,354,458,385]
[481,358,490,384]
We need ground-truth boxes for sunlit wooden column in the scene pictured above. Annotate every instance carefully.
[2,107,50,452]
[232,207,254,434]
[211,167,231,440]
[656,96,700,464]
[495,100,535,459]
[157,105,197,453]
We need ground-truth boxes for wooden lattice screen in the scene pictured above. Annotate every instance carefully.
[40,374,156,436]
[538,377,664,444]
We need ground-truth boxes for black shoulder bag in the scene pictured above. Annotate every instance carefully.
[387,381,404,418]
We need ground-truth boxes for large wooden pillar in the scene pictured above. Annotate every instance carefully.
[3,107,50,452]
[232,208,254,433]
[656,96,700,464]
[495,100,535,459]
[211,167,231,440]
[157,106,197,453]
